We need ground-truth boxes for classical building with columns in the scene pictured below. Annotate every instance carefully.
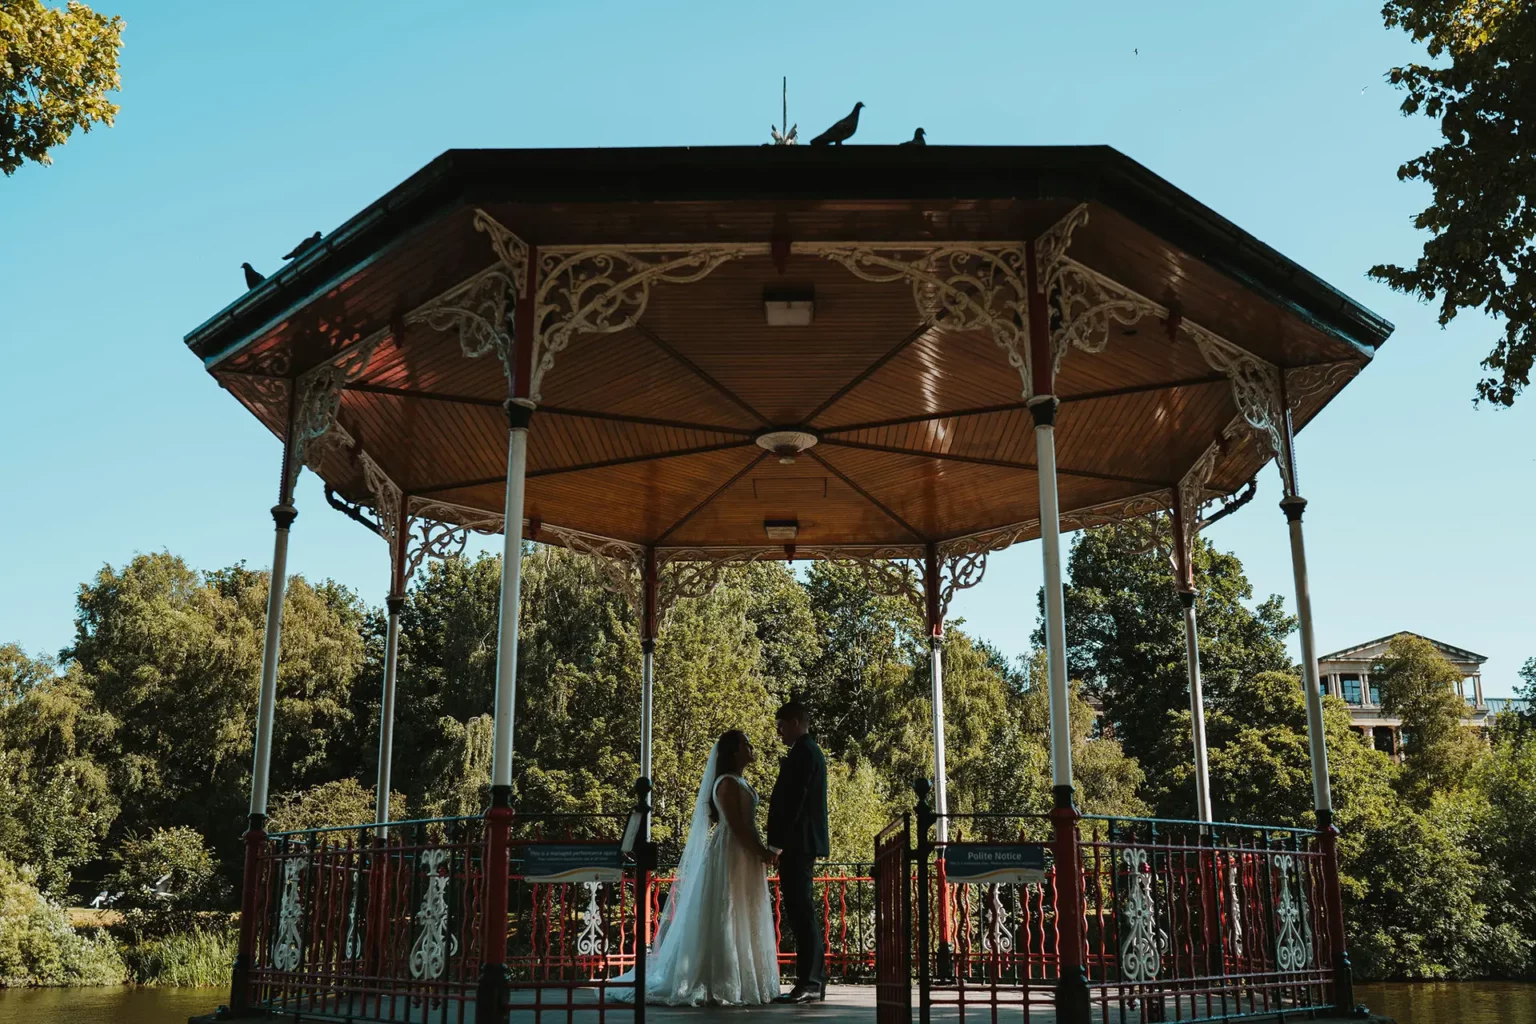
[1318,632,1495,757]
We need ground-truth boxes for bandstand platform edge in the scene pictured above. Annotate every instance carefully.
[187,984,1396,1024]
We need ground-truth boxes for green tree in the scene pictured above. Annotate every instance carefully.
[803,561,924,762]
[266,778,407,833]
[1048,522,1295,810]
[0,645,116,895]
[1375,633,1486,802]
[0,0,123,175]
[0,854,123,985]
[106,826,227,913]
[67,554,365,861]
[1372,1,1536,405]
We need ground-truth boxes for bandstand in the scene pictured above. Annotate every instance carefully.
[184,145,1392,1024]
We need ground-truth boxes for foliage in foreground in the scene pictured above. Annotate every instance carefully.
[0,855,123,987]
[1373,0,1536,406]
[0,0,124,175]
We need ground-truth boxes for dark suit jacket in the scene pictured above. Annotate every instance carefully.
[766,734,830,857]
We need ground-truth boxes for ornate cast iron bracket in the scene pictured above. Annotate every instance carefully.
[803,242,1032,398]
[1036,205,1163,378]
[532,243,765,403]
[1035,205,1290,493]
[538,523,647,615]
[284,328,389,498]
[402,209,529,382]
[1284,360,1362,413]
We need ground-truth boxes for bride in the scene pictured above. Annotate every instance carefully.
[615,730,780,1005]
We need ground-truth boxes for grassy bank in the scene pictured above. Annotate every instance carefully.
[1,856,234,988]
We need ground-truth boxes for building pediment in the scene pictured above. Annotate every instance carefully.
[1318,631,1487,666]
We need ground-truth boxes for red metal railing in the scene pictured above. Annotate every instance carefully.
[1078,816,1337,1022]
[874,815,912,1024]
[240,814,878,1022]
[892,812,1345,1023]
[246,817,489,1023]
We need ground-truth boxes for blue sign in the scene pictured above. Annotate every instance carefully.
[943,844,1047,885]
[520,843,624,884]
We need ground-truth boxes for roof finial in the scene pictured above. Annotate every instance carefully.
[769,76,798,145]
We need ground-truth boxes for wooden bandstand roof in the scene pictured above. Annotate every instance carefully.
[186,146,1392,570]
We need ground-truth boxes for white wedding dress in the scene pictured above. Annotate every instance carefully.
[613,746,780,1005]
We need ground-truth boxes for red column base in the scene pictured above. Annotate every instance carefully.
[229,814,267,1016]
[1051,790,1090,1024]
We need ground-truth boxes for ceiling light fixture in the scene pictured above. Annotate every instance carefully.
[764,287,814,326]
[754,429,819,465]
[764,519,799,541]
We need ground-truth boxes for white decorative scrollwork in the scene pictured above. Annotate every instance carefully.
[981,884,1013,954]
[270,857,305,972]
[1044,262,1165,378]
[359,451,404,560]
[1119,848,1161,983]
[533,244,762,403]
[473,208,530,291]
[285,328,388,497]
[406,266,517,380]
[1035,206,1163,377]
[576,882,607,956]
[403,211,529,383]
[936,549,987,622]
[409,849,456,981]
[1184,322,1288,493]
[936,491,1173,563]
[1284,360,1362,412]
[1273,854,1313,972]
[1226,862,1244,959]
[540,524,646,615]
[1035,204,1089,273]
[344,867,362,960]
[400,500,508,581]
[807,243,1032,397]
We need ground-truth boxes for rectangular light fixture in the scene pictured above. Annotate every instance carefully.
[764,287,814,326]
[763,518,799,541]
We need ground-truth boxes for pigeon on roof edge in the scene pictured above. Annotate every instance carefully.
[809,102,863,146]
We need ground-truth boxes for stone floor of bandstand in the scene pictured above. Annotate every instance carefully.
[192,985,1394,1023]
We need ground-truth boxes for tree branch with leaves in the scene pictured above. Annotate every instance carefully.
[1372,0,1535,405]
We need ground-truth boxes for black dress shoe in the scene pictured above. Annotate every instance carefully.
[774,984,821,1004]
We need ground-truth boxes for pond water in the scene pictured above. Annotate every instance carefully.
[0,985,221,1023]
[1356,982,1536,1023]
[2,983,1534,1022]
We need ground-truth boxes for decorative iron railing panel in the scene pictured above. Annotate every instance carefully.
[1079,816,1337,1022]
[248,817,487,1023]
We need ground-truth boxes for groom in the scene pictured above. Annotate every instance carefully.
[766,700,829,1004]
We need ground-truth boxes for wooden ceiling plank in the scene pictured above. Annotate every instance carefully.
[655,450,770,543]
[804,448,926,541]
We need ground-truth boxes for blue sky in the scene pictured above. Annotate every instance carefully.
[1,1,1531,694]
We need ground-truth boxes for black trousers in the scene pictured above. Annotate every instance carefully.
[778,852,824,989]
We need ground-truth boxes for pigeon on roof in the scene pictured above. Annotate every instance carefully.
[809,102,863,146]
[900,128,926,147]
[282,231,323,260]
[242,262,265,289]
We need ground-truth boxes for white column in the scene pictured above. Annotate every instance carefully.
[1283,495,1333,815]
[490,405,532,791]
[1181,592,1213,822]
[374,595,403,829]
[249,504,296,818]
[930,636,950,843]
[1030,396,1074,799]
[640,642,655,781]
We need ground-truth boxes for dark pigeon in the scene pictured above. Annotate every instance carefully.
[809,102,863,146]
[242,262,265,289]
[900,127,926,147]
[282,231,322,260]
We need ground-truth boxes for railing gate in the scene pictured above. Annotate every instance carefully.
[874,814,912,1024]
